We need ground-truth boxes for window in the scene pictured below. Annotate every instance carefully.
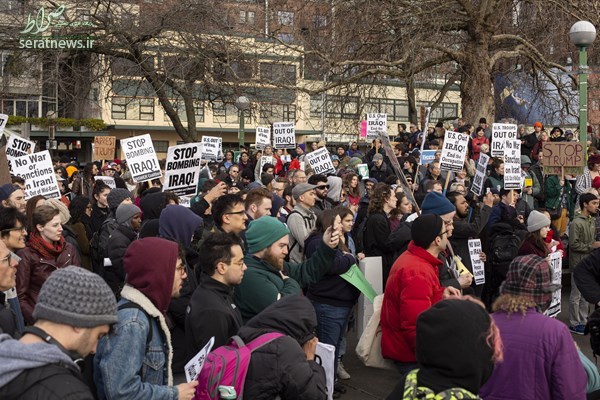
[310,97,323,119]
[212,102,243,123]
[277,33,294,43]
[75,9,90,21]
[247,11,255,24]
[259,104,296,124]
[421,102,458,121]
[153,140,169,153]
[313,15,327,28]
[0,1,22,13]
[364,98,409,121]
[111,97,155,120]
[111,58,142,77]
[277,11,294,26]
[164,100,204,123]
[239,10,246,24]
[259,63,296,85]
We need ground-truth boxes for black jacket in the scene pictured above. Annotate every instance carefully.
[0,294,17,338]
[364,212,396,285]
[89,204,109,234]
[185,273,242,360]
[237,295,327,400]
[574,249,600,305]
[450,205,492,275]
[106,224,138,295]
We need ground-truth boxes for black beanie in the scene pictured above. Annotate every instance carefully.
[411,214,443,249]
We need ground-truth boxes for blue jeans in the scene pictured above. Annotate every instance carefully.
[311,301,352,377]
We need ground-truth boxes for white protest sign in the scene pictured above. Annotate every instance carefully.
[255,126,271,150]
[491,123,517,157]
[0,113,8,134]
[185,336,215,383]
[440,131,469,172]
[471,153,490,196]
[178,195,193,208]
[305,147,335,175]
[366,113,387,140]
[259,156,275,173]
[163,142,202,197]
[11,150,60,199]
[5,135,35,172]
[121,134,162,183]
[273,121,296,149]
[545,251,562,318]
[357,163,369,180]
[468,239,485,285]
[503,140,522,190]
[94,176,116,189]
[201,136,222,161]
[315,342,335,400]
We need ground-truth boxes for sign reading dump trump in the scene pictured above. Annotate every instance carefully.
[163,142,203,197]
[120,134,162,183]
[491,123,517,157]
[440,131,469,172]
[306,147,335,175]
[12,150,60,199]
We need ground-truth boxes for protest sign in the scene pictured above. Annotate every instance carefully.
[93,136,116,161]
[340,264,378,302]
[255,126,271,150]
[0,113,8,134]
[468,239,485,285]
[5,135,35,172]
[542,142,585,176]
[545,251,562,318]
[357,164,369,180]
[12,150,60,199]
[491,123,517,157]
[120,134,162,183]
[315,343,335,400]
[185,336,215,383]
[273,121,296,149]
[305,147,335,175]
[259,155,275,174]
[503,140,522,189]
[163,142,203,197]
[201,136,222,161]
[440,131,469,172]
[366,113,387,140]
[471,153,490,196]
[420,150,437,165]
[94,176,116,189]
[360,120,367,138]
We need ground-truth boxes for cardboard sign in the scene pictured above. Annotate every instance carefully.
[259,156,275,174]
[503,140,521,189]
[5,135,35,172]
[357,163,369,179]
[366,113,387,140]
[94,176,116,189]
[305,147,335,175]
[93,136,116,161]
[201,136,222,161]
[468,239,485,285]
[545,251,562,318]
[255,126,271,150]
[440,131,469,172]
[0,113,8,134]
[491,123,517,157]
[185,336,215,383]
[542,142,585,176]
[471,153,490,196]
[163,142,203,197]
[120,134,162,183]
[12,150,60,199]
[273,121,296,149]
[315,343,335,400]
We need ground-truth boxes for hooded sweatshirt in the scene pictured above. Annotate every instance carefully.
[569,212,597,270]
[159,204,203,245]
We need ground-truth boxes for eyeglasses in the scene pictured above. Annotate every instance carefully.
[224,210,246,215]
[175,264,186,274]
[437,230,450,238]
[230,170,239,174]
[1,225,26,234]
[442,219,454,227]
[316,185,330,190]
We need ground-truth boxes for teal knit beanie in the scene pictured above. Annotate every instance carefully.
[247,216,290,254]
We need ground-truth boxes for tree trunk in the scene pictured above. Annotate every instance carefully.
[406,75,418,125]
[460,42,496,124]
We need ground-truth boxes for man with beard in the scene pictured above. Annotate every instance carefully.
[234,216,339,322]
[447,191,494,297]
[308,174,334,216]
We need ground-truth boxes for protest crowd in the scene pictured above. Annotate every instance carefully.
[3,117,600,399]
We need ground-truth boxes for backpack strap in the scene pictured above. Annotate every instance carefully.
[230,332,285,353]
[118,302,153,345]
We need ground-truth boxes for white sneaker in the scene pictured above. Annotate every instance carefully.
[337,362,351,380]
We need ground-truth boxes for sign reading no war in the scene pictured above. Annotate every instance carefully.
[120,134,162,183]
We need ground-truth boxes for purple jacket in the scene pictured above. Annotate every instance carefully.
[480,308,586,400]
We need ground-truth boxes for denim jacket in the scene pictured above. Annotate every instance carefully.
[94,285,177,400]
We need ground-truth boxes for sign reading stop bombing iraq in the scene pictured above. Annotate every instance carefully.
[163,142,203,197]
[121,134,162,183]
[12,150,60,199]
[273,122,296,149]
[5,135,35,172]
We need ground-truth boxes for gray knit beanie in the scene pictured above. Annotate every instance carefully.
[116,203,141,225]
[107,188,133,211]
[527,210,551,232]
[33,266,117,327]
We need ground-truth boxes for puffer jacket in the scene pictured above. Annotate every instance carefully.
[16,243,81,324]
[237,295,327,400]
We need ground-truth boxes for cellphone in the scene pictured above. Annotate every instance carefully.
[486,188,491,194]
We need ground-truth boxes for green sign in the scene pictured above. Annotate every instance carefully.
[340,264,378,302]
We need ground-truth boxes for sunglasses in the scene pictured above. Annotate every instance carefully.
[316,185,330,190]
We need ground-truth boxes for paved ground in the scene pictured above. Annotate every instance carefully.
[337,285,594,399]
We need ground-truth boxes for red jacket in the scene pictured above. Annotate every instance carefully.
[380,241,444,362]
[471,136,489,161]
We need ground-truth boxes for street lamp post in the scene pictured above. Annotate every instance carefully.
[569,21,597,158]
[235,96,250,150]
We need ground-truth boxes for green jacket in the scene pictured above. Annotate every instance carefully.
[545,175,574,218]
[234,242,336,322]
[569,213,596,270]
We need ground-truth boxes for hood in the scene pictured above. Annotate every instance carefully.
[271,194,286,218]
[574,212,593,222]
[238,295,317,346]
[416,299,495,394]
[123,237,178,313]
[159,205,203,245]
[327,176,342,202]
[140,191,164,221]
[0,334,78,388]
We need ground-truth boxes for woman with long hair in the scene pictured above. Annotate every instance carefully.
[24,195,46,234]
[72,162,98,201]
[389,191,414,232]
[518,211,551,258]
[16,205,81,324]
[68,196,93,270]
[343,173,361,207]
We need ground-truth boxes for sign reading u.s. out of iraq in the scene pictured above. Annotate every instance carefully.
[273,122,296,149]
[12,150,60,199]
[366,113,387,140]
[163,143,203,197]
[542,142,585,175]
[440,131,469,172]
[120,134,162,183]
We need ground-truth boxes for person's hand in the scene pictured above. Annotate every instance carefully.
[483,192,494,207]
[516,215,524,224]
[457,274,473,289]
[559,179,565,187]
[357,252,366,260]
[593,241,600,249]
[280,271,289,280]
[443,286,461,298]
[303,337,318,361]
[479,252,487,262]
[204,182,227,204]
[323,226,340,249]
[177,381,199,400]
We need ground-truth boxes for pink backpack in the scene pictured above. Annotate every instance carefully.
[194,332,284,400]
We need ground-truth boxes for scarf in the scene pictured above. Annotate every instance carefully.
[28,231,65,260]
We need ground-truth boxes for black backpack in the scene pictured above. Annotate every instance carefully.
[587,308,600,359]
[353,217,369,254]
[90,217,118,276]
